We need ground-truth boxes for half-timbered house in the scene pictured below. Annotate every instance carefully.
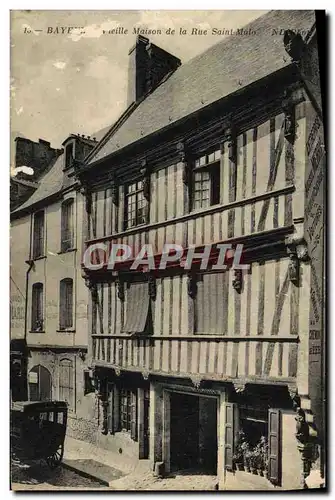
[76,10,324,489]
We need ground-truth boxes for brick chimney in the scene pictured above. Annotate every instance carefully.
[14,137,62,181]
[127,36,181,106]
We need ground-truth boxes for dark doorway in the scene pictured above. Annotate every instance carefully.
[199,397,217,474]
[170,392,200,472]
[143,389,150,459]
[28,365,52,401]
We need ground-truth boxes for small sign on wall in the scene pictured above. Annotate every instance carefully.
[29,372,38,384]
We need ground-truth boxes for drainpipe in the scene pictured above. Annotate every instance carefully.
[24,213,35,341]
[22,214,34,399]
[24,259,34,341]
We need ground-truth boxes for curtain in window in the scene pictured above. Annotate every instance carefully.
[59,278,73,329]
[122,282,150,334]
[195,273,227,334]
[32,283,43,331]
[33,211,44,258]
[61,200,74,251]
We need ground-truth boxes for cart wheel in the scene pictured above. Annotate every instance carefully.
[46,443,64,469]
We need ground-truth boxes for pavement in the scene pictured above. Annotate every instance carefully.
[61,436,218,490]
[11,436,218,491]
[11,459,108,491]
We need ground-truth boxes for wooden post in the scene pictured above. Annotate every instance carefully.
[162,389,171,474]
[217,389,228,490]
[149,382,163,469]
[138,387,145,458]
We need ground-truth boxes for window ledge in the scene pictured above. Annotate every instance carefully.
[29,330,45,334]
[29,255,47,262]
[123,222,147,232]
[57,329,75,333]
[57,248,77,255]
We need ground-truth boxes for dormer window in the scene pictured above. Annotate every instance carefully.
[65,143,74,169]
[192,149,221,210]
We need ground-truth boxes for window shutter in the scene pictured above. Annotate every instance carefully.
[224,402,238,471]
[268,408,282,486]
[107,384,114,434]
[130,390,138,442]
[112,387,120,433]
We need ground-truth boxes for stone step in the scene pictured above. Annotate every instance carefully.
[62,458,125,487]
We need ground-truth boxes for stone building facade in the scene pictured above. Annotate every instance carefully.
[10,134,100,442]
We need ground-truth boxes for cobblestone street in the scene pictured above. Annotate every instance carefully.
[11,461,108,491]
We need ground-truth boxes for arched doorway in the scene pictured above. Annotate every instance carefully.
[28,365,52,401]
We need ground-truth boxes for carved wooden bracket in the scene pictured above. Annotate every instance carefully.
[295,407,319,487]
[223,126,236,164]
[148,275,157,301]
[111,181,119,206]
[286,235,309,261]
[284,107,296,143]
[282,93,297,143]
[177,142,191,186]
[80,186,92,214]
[142,370,150,380]
[140,159,150,201]
[288,253,300,287]
[190,375,202,389]
[84,277,97,300]
[283,30,305,63]
[232,269,243,294]
[187,273,197,299]
[288,385,299,409]
[114,368,121,377]
[286,236,309,286]
[233,382,245,394]
[116,276,125,302]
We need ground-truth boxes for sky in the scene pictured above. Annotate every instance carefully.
[10,10,268,153]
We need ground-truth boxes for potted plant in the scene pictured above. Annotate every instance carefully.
[249,449,258,475]
[244,448,253,473]
[233,431,246,471]
[259,436,268,477]
[253,436,268,476]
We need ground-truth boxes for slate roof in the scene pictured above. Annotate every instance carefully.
[12,10,315,215]
[12,153,66,213]
[88,10,315,165]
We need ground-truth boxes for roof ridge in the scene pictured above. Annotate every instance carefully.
[84,67,180,165]
[84,102,140,164]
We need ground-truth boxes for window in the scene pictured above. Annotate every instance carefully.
[192,149,221,210]
[194,273,227,334]
[59,278,73,330]
[122,282,152,335]
[120,389,137,440]
[32,211,45,259]
[28,365,52,401]
[124,180,147,229]
[59,358,74,410]
[65,143,74,169]
[31,283,44,332]
[61,199,74,252]
[120,389,132,432]
[226,387,286,485]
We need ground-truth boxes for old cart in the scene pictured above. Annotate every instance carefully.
[11,401,68,469]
